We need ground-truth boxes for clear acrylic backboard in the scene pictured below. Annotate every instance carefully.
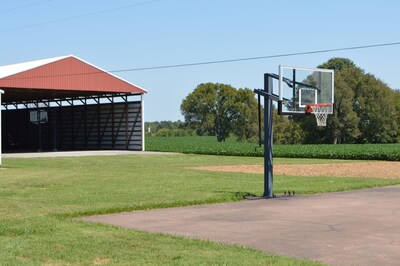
[278,65,334,114]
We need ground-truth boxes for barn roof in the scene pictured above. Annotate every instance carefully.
[0,55,147,103]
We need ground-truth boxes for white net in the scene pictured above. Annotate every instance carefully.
[308,104,331,127]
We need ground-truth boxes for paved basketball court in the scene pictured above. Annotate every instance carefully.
[83,186,400,266]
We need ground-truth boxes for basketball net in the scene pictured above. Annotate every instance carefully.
[305,104,332,127]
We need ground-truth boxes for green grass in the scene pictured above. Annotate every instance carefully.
[146,136,400,160]
[1,154,400,265]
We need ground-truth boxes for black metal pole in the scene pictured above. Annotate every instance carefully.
[263,74,274,198]
[257,94,262,147]
[293,69,296,106]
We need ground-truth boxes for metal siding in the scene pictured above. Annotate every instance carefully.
[2,101,143,151]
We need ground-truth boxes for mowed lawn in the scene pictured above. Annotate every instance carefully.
[1,154,400,265]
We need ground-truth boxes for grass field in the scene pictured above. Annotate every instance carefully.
[146,136,400,161]
[1,154,400,265]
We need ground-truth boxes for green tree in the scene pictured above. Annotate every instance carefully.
[232,88,259,141]
[315,57,398,144]
[145,120,188,136]
[319,57,356,72]
[395,90,400,142]
[328,73,361,143]
[317,58,361,144]
[353,74,398,143]
[273,108,304,144]
[180,83,219,137]
[181,83,257,142]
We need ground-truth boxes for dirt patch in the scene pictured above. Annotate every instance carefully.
[191,161,400,179]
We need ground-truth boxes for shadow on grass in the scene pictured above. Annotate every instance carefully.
[213,191,259,198]
[52,193,255,220]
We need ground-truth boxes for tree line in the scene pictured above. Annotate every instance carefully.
[145,120,195,137]
[148,58,400,144]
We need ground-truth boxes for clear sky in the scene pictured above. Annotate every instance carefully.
[1,0,399,121]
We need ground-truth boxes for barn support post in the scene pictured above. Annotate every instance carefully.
[125,97,128,150]
[53,100,62,152]
[53,109,57,151]
[141,94,145,151]
[52,101,57,152]
[0,90,4,167]
[111,96,115,149]
[37,103,42,152]
[97,96,101,149]
[71,100,75,149]
[84,98,88,150]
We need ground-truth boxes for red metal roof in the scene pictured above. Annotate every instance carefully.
[0,55,146,102]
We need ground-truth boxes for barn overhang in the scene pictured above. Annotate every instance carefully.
[0,55,146,103]
[0,55,147,155]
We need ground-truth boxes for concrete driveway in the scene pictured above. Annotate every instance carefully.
[83,186,400,266]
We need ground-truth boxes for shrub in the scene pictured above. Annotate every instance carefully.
[146,136,400,161]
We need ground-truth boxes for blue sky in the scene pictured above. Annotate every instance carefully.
[1,0,399,121]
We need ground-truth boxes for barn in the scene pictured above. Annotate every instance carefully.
[0,55,147,154]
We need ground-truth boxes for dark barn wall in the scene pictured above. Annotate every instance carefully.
[2,101,143,152]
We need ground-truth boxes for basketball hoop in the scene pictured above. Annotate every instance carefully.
[305,103,332,127]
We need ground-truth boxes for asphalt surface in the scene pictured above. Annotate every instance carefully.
[83,186,400,266]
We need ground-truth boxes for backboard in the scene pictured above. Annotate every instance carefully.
[278,65,334,114]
